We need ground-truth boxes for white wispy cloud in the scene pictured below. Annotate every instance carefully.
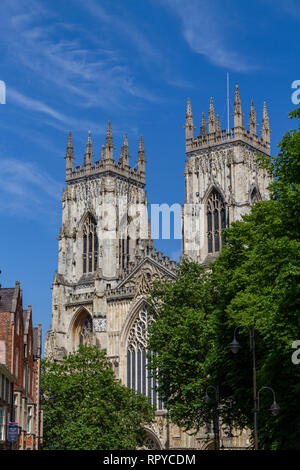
[160,0,259,72]
[78,0,161,64]
[1,158,62,200]
[2,0,161,110]
[8,88,108,135]
[9,89,68,123]
[0,157,62,221]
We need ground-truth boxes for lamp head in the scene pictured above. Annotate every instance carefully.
[229,337,241,354]
[204,393,210,403]
[270,401,280,416]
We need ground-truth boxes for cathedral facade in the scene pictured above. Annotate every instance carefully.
[45,86,272,449]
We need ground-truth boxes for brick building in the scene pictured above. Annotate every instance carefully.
[0,281,42,450]
[0,362,15,449]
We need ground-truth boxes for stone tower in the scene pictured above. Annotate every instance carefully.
[45,103,257,450]
[45,123,159,360]
[183,85,272,264]
[45,123,186,449]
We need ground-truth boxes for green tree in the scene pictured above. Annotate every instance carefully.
[148,106,300,450]
[41,345,154,450]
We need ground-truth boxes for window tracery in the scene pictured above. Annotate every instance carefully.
[127,305,163,410]
[207,189,227,254]
[83,215,98,273]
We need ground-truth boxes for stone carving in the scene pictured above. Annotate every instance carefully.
[93,317,107,332]
[79,316,93,345]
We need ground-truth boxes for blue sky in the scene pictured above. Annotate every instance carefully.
[0,0,299,348]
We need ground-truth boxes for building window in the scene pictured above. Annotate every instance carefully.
[28,369,31,396]
[27,407,32,434]
[0,407,5,441]
[206,189,227,254]
[14,394,18,422]
[205,421,212,434]
[127,305,163,410]
[16,314,19,336]
[72,310,93,350]
[5,378,8,402]
[83,215,98,274]
[119,236,130,272]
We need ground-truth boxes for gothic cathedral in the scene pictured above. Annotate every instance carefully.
[45,86,272,449]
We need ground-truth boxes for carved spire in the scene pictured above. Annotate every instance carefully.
[216,114,221,138]
[138,135,145,159]
[208,97,216,134]
[262,101,270,147]
[184,98,195,142]
[200,112,207,137]
[233,84,244,130]
[104,121,114,162]
[66,130,74,157]
[249,99,258,136]
[84,130,93,169]
[120,133,130,167]
[100,144,105,161]
[137,135,146,177]
[65,130,74,179]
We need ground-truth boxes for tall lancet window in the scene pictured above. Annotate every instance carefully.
[119,235,130,272]
[83,215,98,273]
[127,305,163,410]
[207,189,227,254]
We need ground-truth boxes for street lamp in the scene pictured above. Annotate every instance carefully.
[228,336,241,354]
[258,386,280,416]
[204,385,220,451]
[228,325,258,449]
[229,326,279,450]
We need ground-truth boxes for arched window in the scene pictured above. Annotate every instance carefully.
[143,431,161,450]
[72,310,93,350]
[83,215,98,273]
[207,189,227,254]
[250,187,260,204]
[127,305,163,410]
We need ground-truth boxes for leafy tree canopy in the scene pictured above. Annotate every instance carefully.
[148,106,300,450]
[41,345,154,450]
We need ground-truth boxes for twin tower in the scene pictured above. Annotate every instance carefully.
[62,84,271,269]
[183,84,271,264]
[45,85,272,449]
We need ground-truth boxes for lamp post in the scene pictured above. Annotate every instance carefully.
[229,325,258,449]
[204,385,220,450]
[229,326,280,450]
[258,386,280,416]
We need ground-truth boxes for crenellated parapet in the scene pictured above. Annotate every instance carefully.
[185,85,271,155]
[65,122,146,186]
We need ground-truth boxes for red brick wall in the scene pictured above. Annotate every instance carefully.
[0,311,12,369]
[26,312,35,401]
